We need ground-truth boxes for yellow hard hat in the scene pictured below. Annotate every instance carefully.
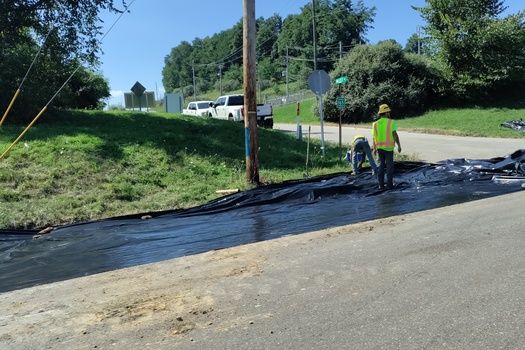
[378,104,391,114]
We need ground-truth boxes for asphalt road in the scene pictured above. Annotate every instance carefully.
[172,192,525,350]
[2,192,524,350]
[274,123,525,163]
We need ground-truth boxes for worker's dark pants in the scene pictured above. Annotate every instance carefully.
[352,139,378,174]
[377,149,394,189]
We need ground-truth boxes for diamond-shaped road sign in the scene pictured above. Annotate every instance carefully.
[131,81,146,97]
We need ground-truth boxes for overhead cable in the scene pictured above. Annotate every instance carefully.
[0,24,55,126]
[0,0,137,160]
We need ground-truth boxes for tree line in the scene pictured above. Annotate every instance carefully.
[162,0,375,100]
[0,0,126,124]
[1,0,524,125]
[163,0,525,123]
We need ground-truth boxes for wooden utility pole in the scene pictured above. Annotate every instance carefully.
[192,61,196,101]
[243,0,259,184]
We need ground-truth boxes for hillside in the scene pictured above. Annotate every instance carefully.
[0,110,347,229]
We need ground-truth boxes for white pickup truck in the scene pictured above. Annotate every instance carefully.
[182,101,213,117]
[207,94,273,128]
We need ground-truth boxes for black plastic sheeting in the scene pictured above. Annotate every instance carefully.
[1,150,525,293]
[501,119,525,133]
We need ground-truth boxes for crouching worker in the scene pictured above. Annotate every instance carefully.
[351,134,378,175]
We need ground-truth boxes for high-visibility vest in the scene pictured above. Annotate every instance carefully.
[373,118,396,150]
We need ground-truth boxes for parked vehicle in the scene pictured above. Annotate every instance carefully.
[207,94,273,128]
[182,101,214,117]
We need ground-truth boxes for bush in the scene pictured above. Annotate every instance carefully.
[323,41,439,123]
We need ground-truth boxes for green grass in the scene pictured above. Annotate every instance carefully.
[273,100,525,138]
[395,107,525,137]
[1,104,523,230]
[273,98,319,124]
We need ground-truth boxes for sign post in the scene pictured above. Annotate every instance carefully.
[335,76,347,160]
[296,102,302,140]
[307,70,331,157]
[131,81,146,111]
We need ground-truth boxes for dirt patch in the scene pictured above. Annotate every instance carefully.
[0,215,407,349]
[0,244,268,348]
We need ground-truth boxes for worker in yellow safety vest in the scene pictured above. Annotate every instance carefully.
[372,104,402,190]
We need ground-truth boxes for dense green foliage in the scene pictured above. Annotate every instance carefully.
[0,0,124,123]
[3,0,525,130]
[163,0,525,122]
[415,0,525,102]
[322,41,439,123]
[162,0,375,96]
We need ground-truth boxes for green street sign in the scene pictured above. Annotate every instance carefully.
[336,97,346,109]
[335,76,347,84]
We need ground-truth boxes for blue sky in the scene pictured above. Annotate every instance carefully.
[98,0,525,107]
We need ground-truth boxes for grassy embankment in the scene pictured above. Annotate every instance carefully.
[278,99,525,138]
[0,103,524,229]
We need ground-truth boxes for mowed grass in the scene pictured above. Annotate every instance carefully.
[273,98,321,124]
[395,108,525,137]
[1,104,523,230]
[274,99,525,138]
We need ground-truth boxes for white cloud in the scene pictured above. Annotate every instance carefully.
[107,90,124,108]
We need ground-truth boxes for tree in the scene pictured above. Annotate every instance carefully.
[0,36,110,123]
[276,0,375,72]
[0,0,127,64]
[404,34,421,54]
[257,58,281,83]
[162,41,195,93]
[256,15,282,60]
[415,0,525,101]
[58,66,111,110]
[160,0,376,97]
[0,0,125,122]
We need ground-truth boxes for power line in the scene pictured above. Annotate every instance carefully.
[0,0,138,160]
[0,24,55,126]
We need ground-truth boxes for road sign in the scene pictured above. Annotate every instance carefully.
[124,92,156,109]
[336,97,346,109]
[335,76,347,84]
[307,70,331,96]
[131,81,146,97]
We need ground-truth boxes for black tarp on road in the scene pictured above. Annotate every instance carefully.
[1,150,524,293]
